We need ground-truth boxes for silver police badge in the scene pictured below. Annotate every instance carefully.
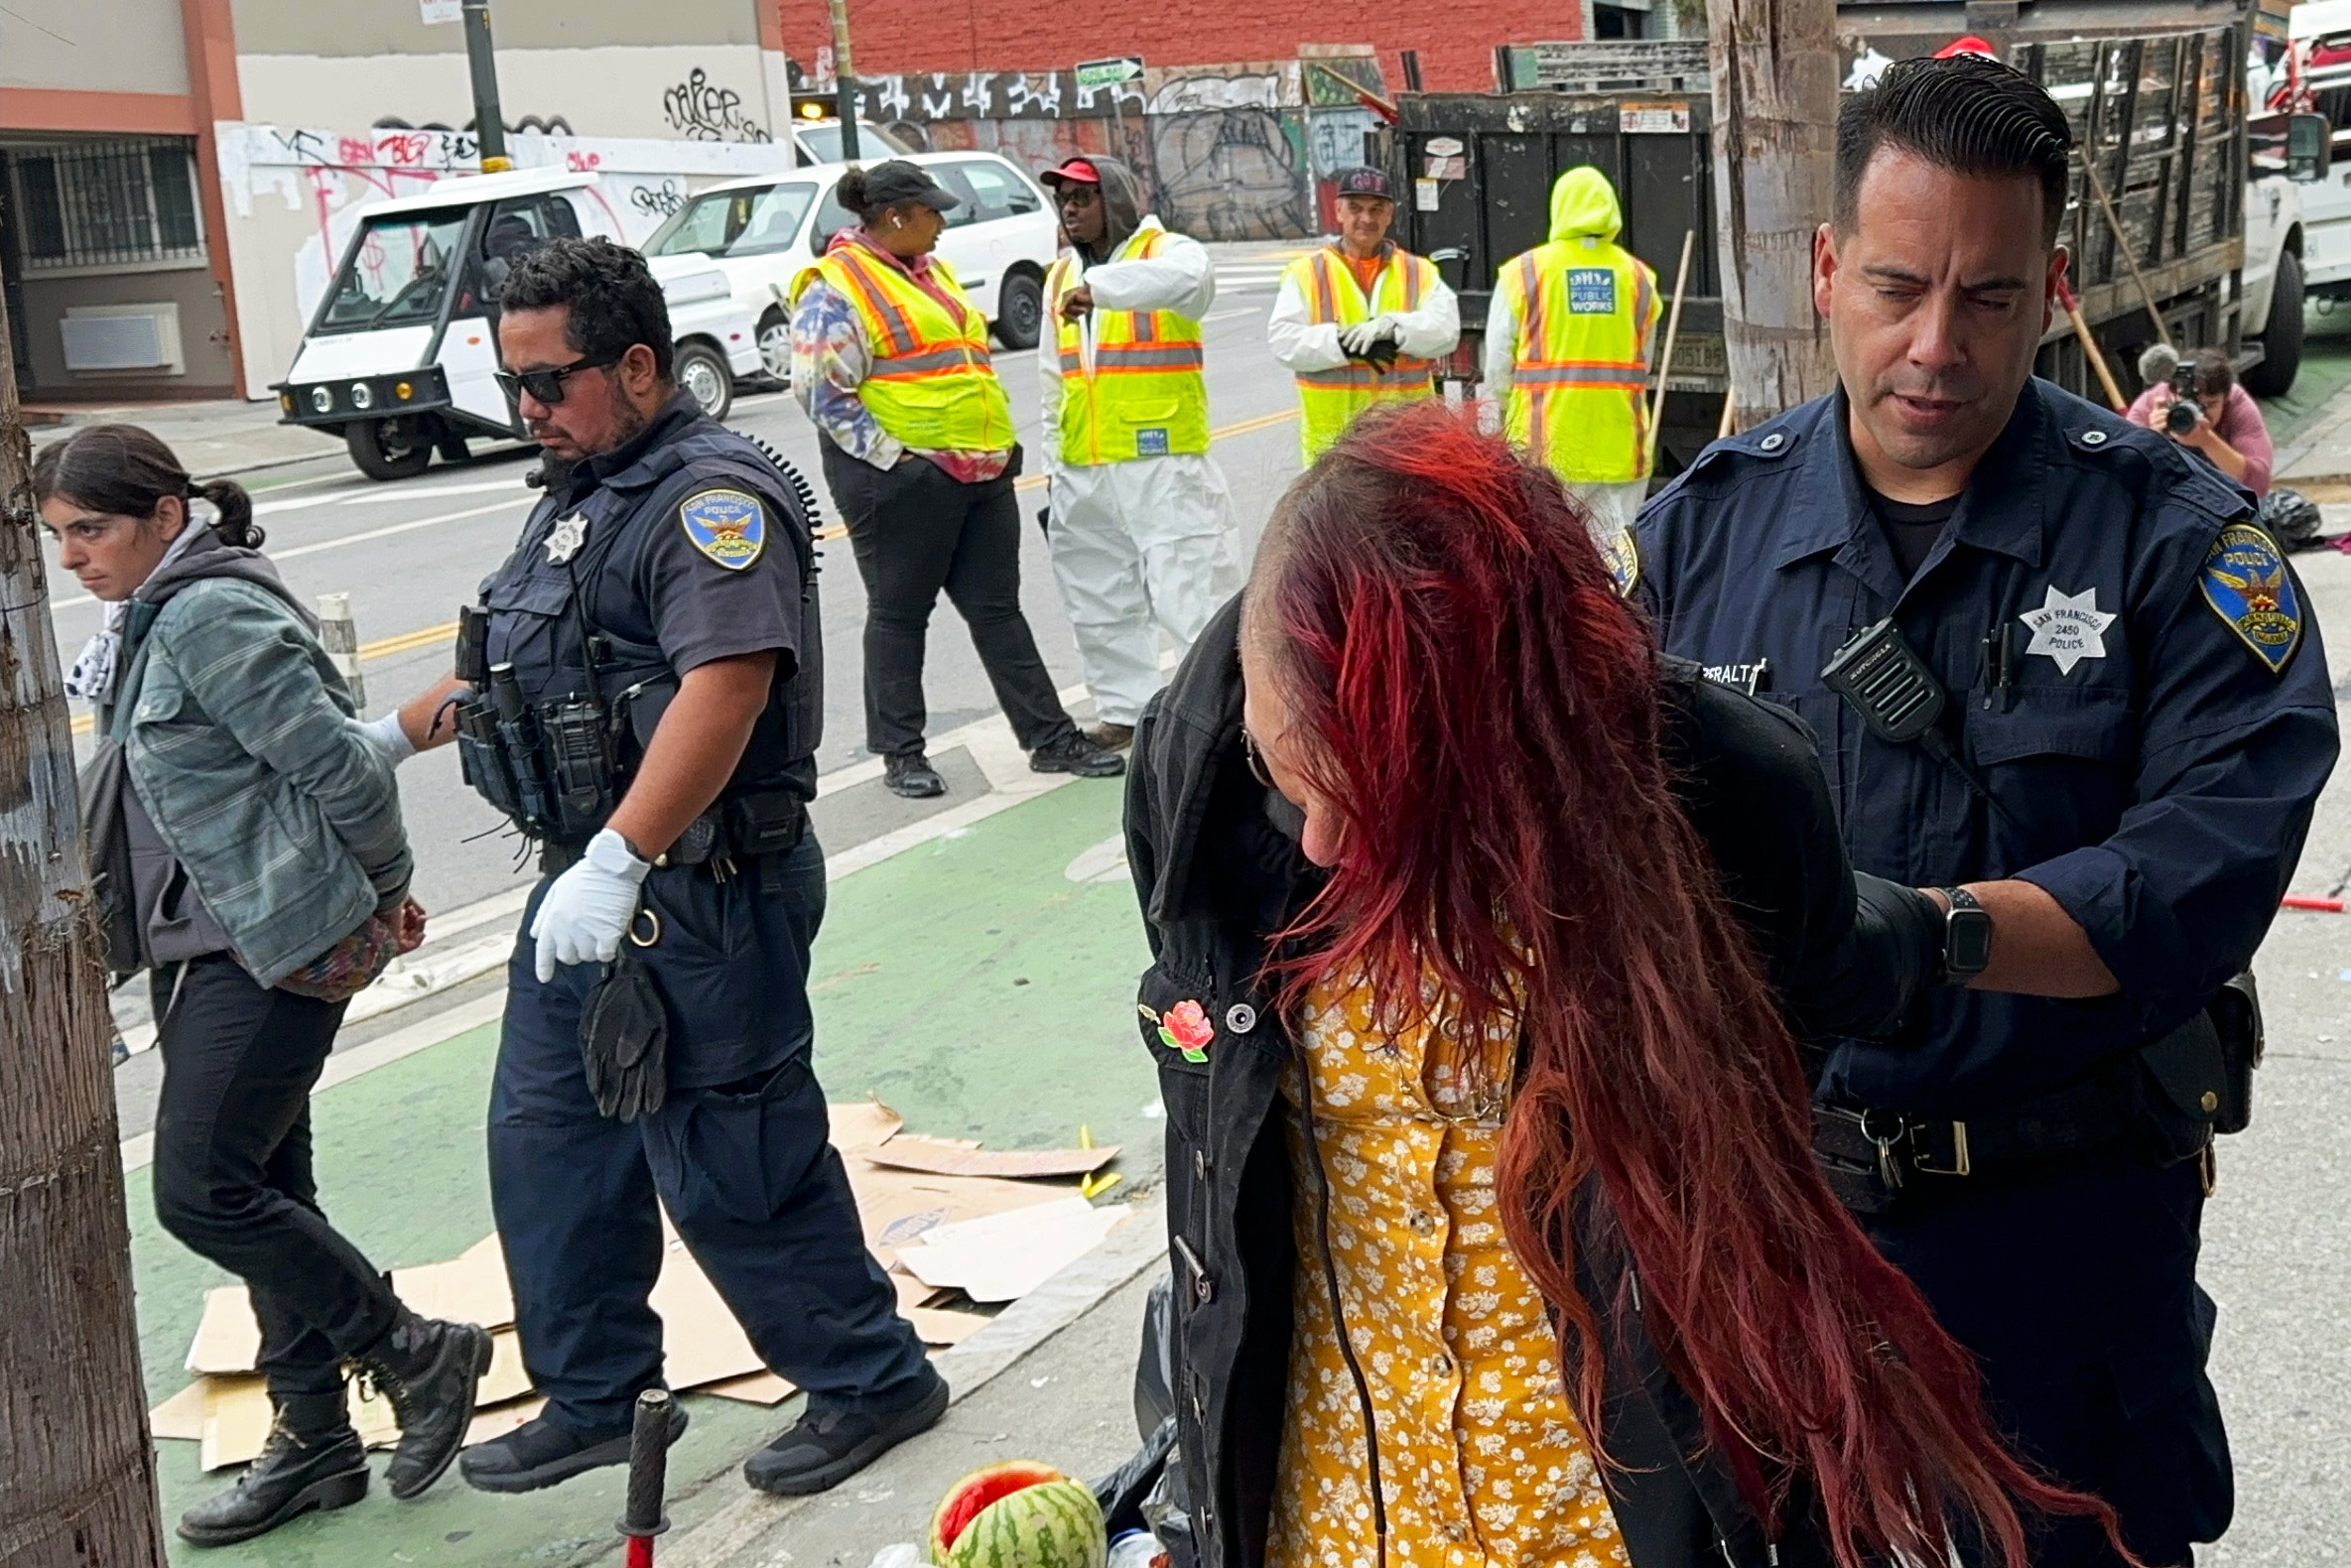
[544,513,589,565]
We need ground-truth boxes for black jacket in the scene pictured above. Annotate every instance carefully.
[1123,594,1887,1568]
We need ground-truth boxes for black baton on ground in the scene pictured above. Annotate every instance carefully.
[619,1387,674,1567]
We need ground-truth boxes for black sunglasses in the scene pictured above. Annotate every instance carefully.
[495,353,619,406]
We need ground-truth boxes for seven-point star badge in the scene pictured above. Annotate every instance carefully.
[544,514,588,565]
[2018,585,2116,675]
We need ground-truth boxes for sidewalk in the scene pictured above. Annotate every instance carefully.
[127,773,1158,1567]
[28,395,346,479]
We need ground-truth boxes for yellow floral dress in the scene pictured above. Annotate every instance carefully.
[1263,969,1628,1568]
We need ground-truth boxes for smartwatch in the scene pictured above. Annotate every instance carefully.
[1936,886,1993,984]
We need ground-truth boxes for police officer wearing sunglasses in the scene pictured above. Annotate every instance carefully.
[367,236,944,1498]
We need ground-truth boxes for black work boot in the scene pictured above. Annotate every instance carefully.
[178,1390,368,1546]
[742,1369,950,1497]
[350,1309,493,1501]
[884,750,948,798]
[459,1401,689,1494]
[1028,731,1125,779]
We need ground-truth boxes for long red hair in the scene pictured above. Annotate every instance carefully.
[1246,400,2127,1568]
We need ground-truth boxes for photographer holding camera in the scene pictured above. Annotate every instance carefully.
[2128,342,2274,495]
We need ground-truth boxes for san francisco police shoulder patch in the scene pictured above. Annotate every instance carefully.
[2198,521,2302,674]
[678,488,766,571]
[1604,527,1641,599]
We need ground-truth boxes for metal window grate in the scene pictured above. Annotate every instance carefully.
[6,137,204,271]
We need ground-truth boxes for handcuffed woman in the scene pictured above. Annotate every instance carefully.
[1123,401,2135,1568]
[39,426,492,1545]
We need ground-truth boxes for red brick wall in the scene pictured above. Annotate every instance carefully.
[778,0,1583,93]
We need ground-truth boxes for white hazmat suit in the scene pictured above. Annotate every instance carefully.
[1039,162,1242,729]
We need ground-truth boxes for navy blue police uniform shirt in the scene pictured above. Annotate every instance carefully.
[482,392,814,794]
[1627,377,2338,1116]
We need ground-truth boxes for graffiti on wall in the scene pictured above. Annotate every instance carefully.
[662,68,773,142]
[629,179,687,218]
[1142,69,1313,242]
[845,68,1146,123]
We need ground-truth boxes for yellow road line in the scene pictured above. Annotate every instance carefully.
[361,621,459,661]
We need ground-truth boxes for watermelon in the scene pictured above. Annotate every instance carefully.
[929,1461,1107,1568]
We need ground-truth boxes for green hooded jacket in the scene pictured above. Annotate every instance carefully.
[1549,165,1625,249]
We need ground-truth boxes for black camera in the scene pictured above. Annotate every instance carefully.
[2165,363,2200,436]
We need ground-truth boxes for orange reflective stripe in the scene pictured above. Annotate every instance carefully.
[865,345,992,379]
[1512,363,1648,387]
[1514,252,1546,353]
[1091,342,1205,370]
[1311,250,1341,323]
[829,252,921,357]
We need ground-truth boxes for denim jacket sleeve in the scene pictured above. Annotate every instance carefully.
[154,581,412,910]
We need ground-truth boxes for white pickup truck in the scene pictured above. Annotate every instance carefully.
[273,168,762,480]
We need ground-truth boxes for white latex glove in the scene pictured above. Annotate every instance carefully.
[351,712,416,768]
[530,828,652,982]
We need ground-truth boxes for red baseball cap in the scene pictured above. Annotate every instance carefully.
[1040,158,1102,188]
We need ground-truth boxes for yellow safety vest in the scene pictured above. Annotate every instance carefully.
[1045,224,1211,465]
[1499,239,1658,483]
[1283,245,1440,462]
[790,244,1013,454]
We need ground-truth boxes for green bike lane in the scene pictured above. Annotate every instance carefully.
[131,775,1157,1566]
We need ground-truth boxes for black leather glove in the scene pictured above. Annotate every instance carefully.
[579,944,669,1121]
[1837,872,1945,1041]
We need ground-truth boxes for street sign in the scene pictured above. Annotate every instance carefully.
[419,0,461,23]
[1074,56,1145,89]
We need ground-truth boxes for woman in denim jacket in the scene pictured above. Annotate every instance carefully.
[39,426,490,1545]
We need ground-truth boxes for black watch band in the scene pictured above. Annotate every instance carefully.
[1937,886,1993,984]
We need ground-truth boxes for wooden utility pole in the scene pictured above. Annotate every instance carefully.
[0,270,169,1562]
[1705,0,1839,432]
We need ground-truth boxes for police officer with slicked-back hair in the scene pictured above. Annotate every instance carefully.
[363,236,945,1499]
[1628,57,2335,1566]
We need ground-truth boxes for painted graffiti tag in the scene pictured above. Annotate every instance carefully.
[663,67,773,143]
[629,180,686,218]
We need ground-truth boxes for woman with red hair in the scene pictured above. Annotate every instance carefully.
[1122,400,2129,1568]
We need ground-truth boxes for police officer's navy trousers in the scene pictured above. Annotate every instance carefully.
[1870,1156,2227,1568]
[489,834,932,1433]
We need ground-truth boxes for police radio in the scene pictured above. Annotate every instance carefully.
[1820,619,1946,743]
[1821,619,2025,832]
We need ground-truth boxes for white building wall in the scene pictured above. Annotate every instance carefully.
[234,44,788,144]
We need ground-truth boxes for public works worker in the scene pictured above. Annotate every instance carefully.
[789,159,1122,798]
[1268,165,1460,462]
[1037,154,1242,753]
[1484,166,1661,542]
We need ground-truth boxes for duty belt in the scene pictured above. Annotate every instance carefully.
[1813,1069,2138,1193]
[540,792,807,877]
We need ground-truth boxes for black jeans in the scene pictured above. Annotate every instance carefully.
[151,955,400,1398]
[823,442,1077,758]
